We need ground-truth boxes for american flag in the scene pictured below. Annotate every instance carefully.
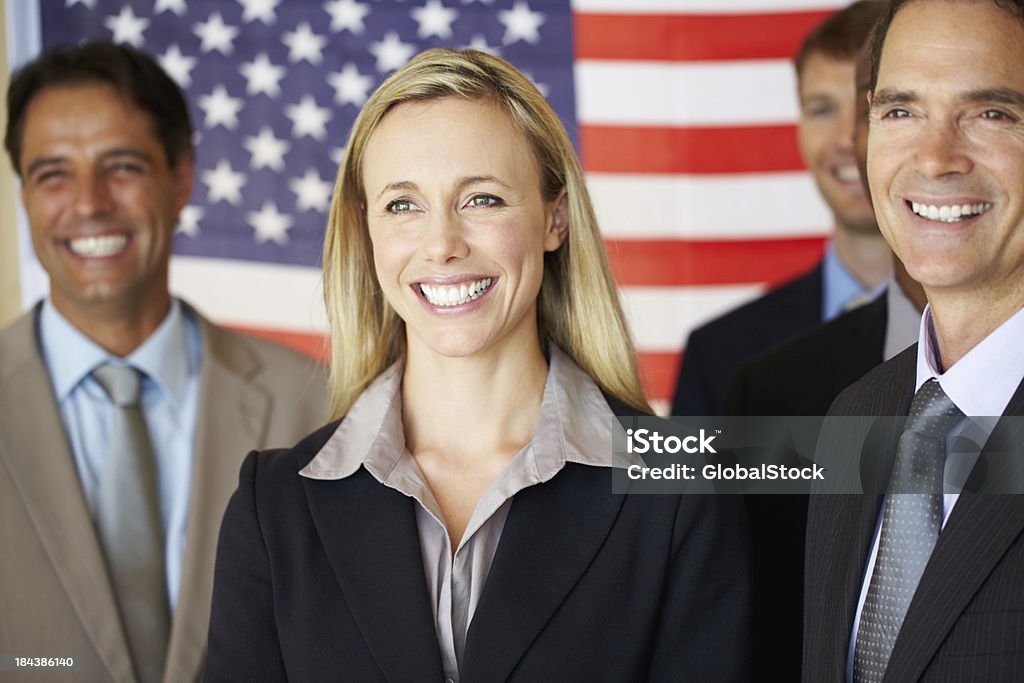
[16,0,847,412]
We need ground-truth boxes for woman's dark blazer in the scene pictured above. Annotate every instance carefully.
[206,403,752,682]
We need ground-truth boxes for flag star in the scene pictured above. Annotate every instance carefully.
[159,44,197,88]
[330,147,345,166]
[154,0,187,15]
[240,53,286,97]
[193,12,239,55]
[177,205,204,237]
[323,0,370,34]
[248,201,293,244]
[523,72,549,98]
[465,34,499,55]
[66,0,97,7]
[244,127,291,171]
[203,159,247,205]
[237,0,280,24]
[104,6,149,47]
[282,22,327,65]
[327,63,373,106]
[290,168,333,213]
[411,0,458,39]
[197,85,244,130]
[285,95,331,140]
[368,31,415,73]
[498,1,545,45]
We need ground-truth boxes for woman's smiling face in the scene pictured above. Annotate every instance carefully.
[362,96,565,361]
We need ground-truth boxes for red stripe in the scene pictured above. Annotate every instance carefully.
[638,351,681,406]
[580,124,803,174]
[574,11,834,62]
[605,237,826,287]
[226,326,330,362]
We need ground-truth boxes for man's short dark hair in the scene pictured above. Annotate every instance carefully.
[869,0,1024,92]
[5,40,193,176]
[795,1,886,79]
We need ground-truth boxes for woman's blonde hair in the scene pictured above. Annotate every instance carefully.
[323,47,650,418]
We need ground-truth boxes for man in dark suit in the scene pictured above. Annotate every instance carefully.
[673,0,891,417]
[0,43,326,682]
[728,31,926,680]
[805,1,1024,680]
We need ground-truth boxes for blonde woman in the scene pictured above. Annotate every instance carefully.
[207,49,750,681]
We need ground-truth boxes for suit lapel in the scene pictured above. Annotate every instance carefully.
[0,311,135,682]
[460,464,626,682]
[303,469,445,679]
[812,349,915,678]
[166,317,270,683]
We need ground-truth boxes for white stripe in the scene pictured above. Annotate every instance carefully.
[620,285,765,351]
[169,257,328,332]
[169,256,766,354]
[587,172,832,239]
[576,60,799,127]
[572,0,847,12]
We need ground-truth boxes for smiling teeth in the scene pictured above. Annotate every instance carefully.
[68,234,129,257]
[911,201,992,223]
[420,278,493,307]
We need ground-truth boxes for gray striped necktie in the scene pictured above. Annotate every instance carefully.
[853,379,963,682]
[93,363,169,683]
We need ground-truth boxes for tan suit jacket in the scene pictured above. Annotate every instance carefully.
[0,302,327,683]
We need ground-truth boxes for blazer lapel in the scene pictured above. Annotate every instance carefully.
[302,469,445,680]
[811,349,914,678]
[0,311,135,682]
[165,317,270,683]
[460,465,626,682]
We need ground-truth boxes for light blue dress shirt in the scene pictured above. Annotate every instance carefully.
[39,298,202,612]
[821,242,885,322]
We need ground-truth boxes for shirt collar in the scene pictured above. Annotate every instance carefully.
[821,242,885,321]
[915,303,1024,417]
[39,298,198,409]
[300,346,619,481]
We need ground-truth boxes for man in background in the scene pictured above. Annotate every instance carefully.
[0,42,326,682]
[805,0,1024,679]
[672,0,890,417]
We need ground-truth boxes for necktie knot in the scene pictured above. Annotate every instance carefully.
[905,379,964,438]
[93,363,143,408]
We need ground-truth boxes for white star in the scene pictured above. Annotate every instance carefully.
[237,0,280,24]
[465,34,500,55]
[66,0,97,8]
[104,6,149,47]
[282,22,327,65]
[285,95,331,140]
[411,0,458,39]
[240,53,286,98]
[368,31,415,73]
[243,127,290,171]
[498,1,545,45]
[323,0,370,34]
[203,159,246,205]
[159,44,197,88]
[154,0,187,15]
[290,168,333,213]
[177,205,204,237]
[330,147,345,166]
[247,201,293,244]
[328,63,373,106]
[523,71,549,98]
[197,85,244,130]
[193,12,239,55]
